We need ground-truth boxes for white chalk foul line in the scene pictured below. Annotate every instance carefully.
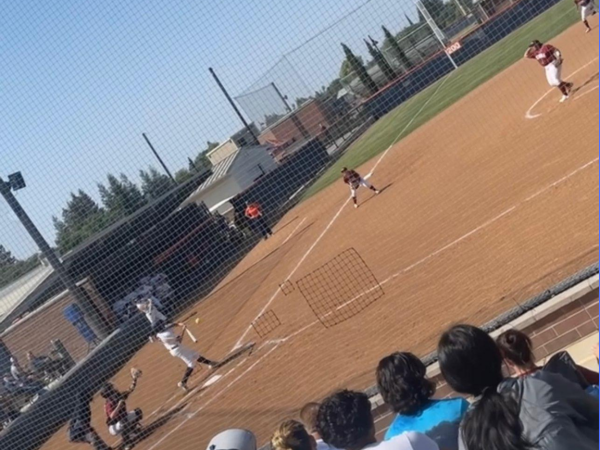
[574,84,599,100]
[280,156,600,341]
[525,57,599,119]
[282,217,307,245]
[149,157,597,450]
[147,344,280,450]
[232,73,454,351]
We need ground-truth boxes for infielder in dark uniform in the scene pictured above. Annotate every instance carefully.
[341,167,379,208]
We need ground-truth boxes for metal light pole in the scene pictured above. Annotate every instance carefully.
[142,133,177,184]
[0,177,109,338]
[414,0,458,69]
[270,82,292,113]
[209,67,260,145]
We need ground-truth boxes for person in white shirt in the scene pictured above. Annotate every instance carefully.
[300,402,338,450]
[152,321,217,392]
[316,390,439,450]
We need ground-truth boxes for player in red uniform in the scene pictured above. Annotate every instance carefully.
[575,0,597,32]
[341,167,379,209]
[525,40,573,102]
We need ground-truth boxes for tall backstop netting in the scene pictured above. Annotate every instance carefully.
[1,0,598,449]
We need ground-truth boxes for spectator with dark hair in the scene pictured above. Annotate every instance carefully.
[438,324,599,450]
[300,403,338,450]
[271,419,316,450]
[496,328,599,396]
[376,352,467,449]
[316,390,439,450]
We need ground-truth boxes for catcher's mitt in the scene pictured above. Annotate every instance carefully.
[130,367,143,379]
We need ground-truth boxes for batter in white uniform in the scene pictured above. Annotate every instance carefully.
[153,321,217,392]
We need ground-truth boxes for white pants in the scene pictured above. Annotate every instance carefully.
[169,344,199,368]
[108,411,138,436]
[581,2,595,20]
[350,178,372,198]
[545,62,562,87]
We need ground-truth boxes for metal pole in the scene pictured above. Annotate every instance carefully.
[414,0,459,69]
[209,67,260,145]
[270,82,292,113]
[0,178,110,338]
[454,0,469,17]
[270,82,311,140]
[142,133,177,184]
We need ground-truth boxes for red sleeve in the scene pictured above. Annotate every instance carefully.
[104,401,113,419]
[577,365,599,385]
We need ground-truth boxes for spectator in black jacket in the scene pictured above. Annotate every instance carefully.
[68,391,111,450]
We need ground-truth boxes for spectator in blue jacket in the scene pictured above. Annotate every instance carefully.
[377,352,468,449]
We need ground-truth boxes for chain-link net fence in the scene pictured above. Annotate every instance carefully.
[0,0,598,449]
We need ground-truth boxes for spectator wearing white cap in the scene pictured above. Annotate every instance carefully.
[208,429,256,450]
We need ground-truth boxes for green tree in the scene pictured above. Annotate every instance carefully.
[295,97,311,108]
[365,39,396,83]
[341,43,378,96]
[175,169,194,184]
[339,55,365,79]
[52,190,110,253]
[326,78,344,97]
[61,190,101,229]
[0,247,40,289]
[98,174,147,221]
[194,141,217,170]
[382,26,413,70]
[264,113,285,127]
[0,245,16,267]
[140,167,173,200]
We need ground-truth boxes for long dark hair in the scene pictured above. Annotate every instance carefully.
[496,329,534,368]
[376,352,435,415]
[438,325,533,450]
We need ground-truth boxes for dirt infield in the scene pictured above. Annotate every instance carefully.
[41,24,598,450]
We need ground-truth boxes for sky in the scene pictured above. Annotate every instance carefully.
[0,0,418,258]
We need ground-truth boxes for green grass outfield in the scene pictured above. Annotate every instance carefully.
[301,0,580,200]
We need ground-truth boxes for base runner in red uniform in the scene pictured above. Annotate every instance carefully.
[341,167,379,209]
[525,40,573,102]
[575,0,597,32]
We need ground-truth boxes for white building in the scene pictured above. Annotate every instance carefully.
[183,145,277,218]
